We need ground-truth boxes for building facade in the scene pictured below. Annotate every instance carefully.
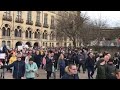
[0,11,76,48]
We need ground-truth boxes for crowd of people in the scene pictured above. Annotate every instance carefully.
[0,45,120,79]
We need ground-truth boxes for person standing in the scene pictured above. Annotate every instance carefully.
[25,58,38,79]
[58,54,66,78]
[85,52,95,79]
[45,50,54,79]
[34,51,42,69]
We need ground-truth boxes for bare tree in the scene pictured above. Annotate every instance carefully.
[56,11,88,48]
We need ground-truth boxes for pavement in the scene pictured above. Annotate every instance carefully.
[1,68,97,79]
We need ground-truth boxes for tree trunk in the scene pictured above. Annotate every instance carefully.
[73,39,76,48]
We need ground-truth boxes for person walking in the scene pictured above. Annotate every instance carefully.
[45,50,54,79]
[85,52,95,79]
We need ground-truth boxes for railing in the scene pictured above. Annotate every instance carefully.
[35,22,41,27]
[2,15,12,21]
[50,25,55,29]
[43,23,49,28]
[26,20,33,25]
[15,18,24,23]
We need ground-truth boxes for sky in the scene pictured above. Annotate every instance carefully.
[81,11,120,27]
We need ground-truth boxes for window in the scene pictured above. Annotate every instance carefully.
[27,11,32,21]
[46,43,47,47]
[44,14,48,24]
[2,24,11,36]
[52,43,54,47]
[34,32,37,38]
[2,27,6,36]
[7,41,11,47]
[26,30,28,38]
[15,29,18,37]
[7,28,10,36]
[51,16,54,26]
[38,32,40,39]
[29,31,32,38]
[43,33,45,39]
[17,11,22,19]
[5,11,11,16]
[43,42,45,46]
[2,41,6,46]
[19,29,22,37]
[36,11,40,23]
[45,33,47,39]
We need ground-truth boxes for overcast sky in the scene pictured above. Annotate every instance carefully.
[81,11,120,27]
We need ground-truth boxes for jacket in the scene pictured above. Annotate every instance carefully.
[106,63,116,79]
[25,62,38,79]
[62,73,79,79]
[96,64,106,79]
[6,60,25,79]
[62,66,79,79]
[45,56,53,72]
[59,59,65,68]
[85,56,95,68]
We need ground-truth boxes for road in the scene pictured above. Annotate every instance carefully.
[2,68,97,79]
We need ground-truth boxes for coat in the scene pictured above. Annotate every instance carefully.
[96,64,106,79]
[45,56,53,72]
[6,60,25,79]
[85,56,95,68]
[106,63,116,79]
[25,62,38,79]
[62,73,79,79]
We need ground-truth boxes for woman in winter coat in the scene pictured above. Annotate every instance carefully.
[62,64,79,79]
[25,58,38,79]
[58,54,66,78]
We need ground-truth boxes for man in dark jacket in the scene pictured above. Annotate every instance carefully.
[96,59,106,79]
[85,52,95,79]
[106,58,116,79]
[78,50,86,73]
[45,50,54,79]
[3,54,25,79]
[34,51,42,69]
[62,64,79,79]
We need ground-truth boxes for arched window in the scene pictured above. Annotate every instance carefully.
[42,32,45,39]
[26,30,28,38]
[7,28,10,36]
[19,29,22,37]
[38,32,40,39]
[2,27,6,36]
[15,29,18,37]
[34,32,37,38]
[29,31,32,38]
[45,33,47,39]
[43,42,45,46]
